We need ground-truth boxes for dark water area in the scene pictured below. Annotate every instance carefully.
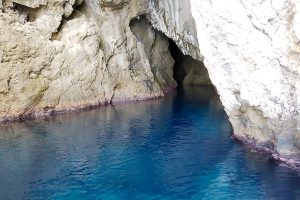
[0,86,300,200]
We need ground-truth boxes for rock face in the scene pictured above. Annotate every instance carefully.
[147,0,201,60]
[191,0,300,166]
[1,0,300,167]
[130,16,177,92]
[0,0,198,120]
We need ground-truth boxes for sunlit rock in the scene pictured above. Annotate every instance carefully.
[191,0,300,165]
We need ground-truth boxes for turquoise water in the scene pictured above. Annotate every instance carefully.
[0,86,300,200]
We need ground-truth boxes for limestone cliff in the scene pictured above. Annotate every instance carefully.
[191,0,300,167]
[0,0,197,120]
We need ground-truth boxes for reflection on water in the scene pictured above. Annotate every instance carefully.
[0,86,299,200]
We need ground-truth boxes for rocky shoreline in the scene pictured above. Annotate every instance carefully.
[0,92,167,123]
[232,134,300,171]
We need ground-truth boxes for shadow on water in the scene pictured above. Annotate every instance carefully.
[0,86,300,200]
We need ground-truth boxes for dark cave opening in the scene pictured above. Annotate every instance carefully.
[129,15,212,92]
[169,39,186,85]
[168,40,212,88]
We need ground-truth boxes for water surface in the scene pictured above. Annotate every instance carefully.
[0,87,300,200]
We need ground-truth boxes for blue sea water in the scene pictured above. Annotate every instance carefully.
[0,86,300,200]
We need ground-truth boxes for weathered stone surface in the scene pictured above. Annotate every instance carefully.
[147,0,201,60]
[191,0,300,165]
[0,0,198,121]
[0,0,165,120]
[130,16,177,92]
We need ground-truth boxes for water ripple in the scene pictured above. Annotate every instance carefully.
[0,87,300,200]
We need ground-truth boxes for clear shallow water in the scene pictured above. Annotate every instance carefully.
[0,87,300,200]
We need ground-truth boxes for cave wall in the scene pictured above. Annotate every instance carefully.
[130,16,177,92]
[182,56,212,86]
[147,0,201,60]
[169,40,211,86]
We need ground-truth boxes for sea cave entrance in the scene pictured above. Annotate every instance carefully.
[129,15,213,93]
[168,39,212,87]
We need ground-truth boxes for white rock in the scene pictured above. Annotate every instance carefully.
[191,0,300,162]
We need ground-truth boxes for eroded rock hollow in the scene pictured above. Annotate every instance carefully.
[1,0,300,168]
